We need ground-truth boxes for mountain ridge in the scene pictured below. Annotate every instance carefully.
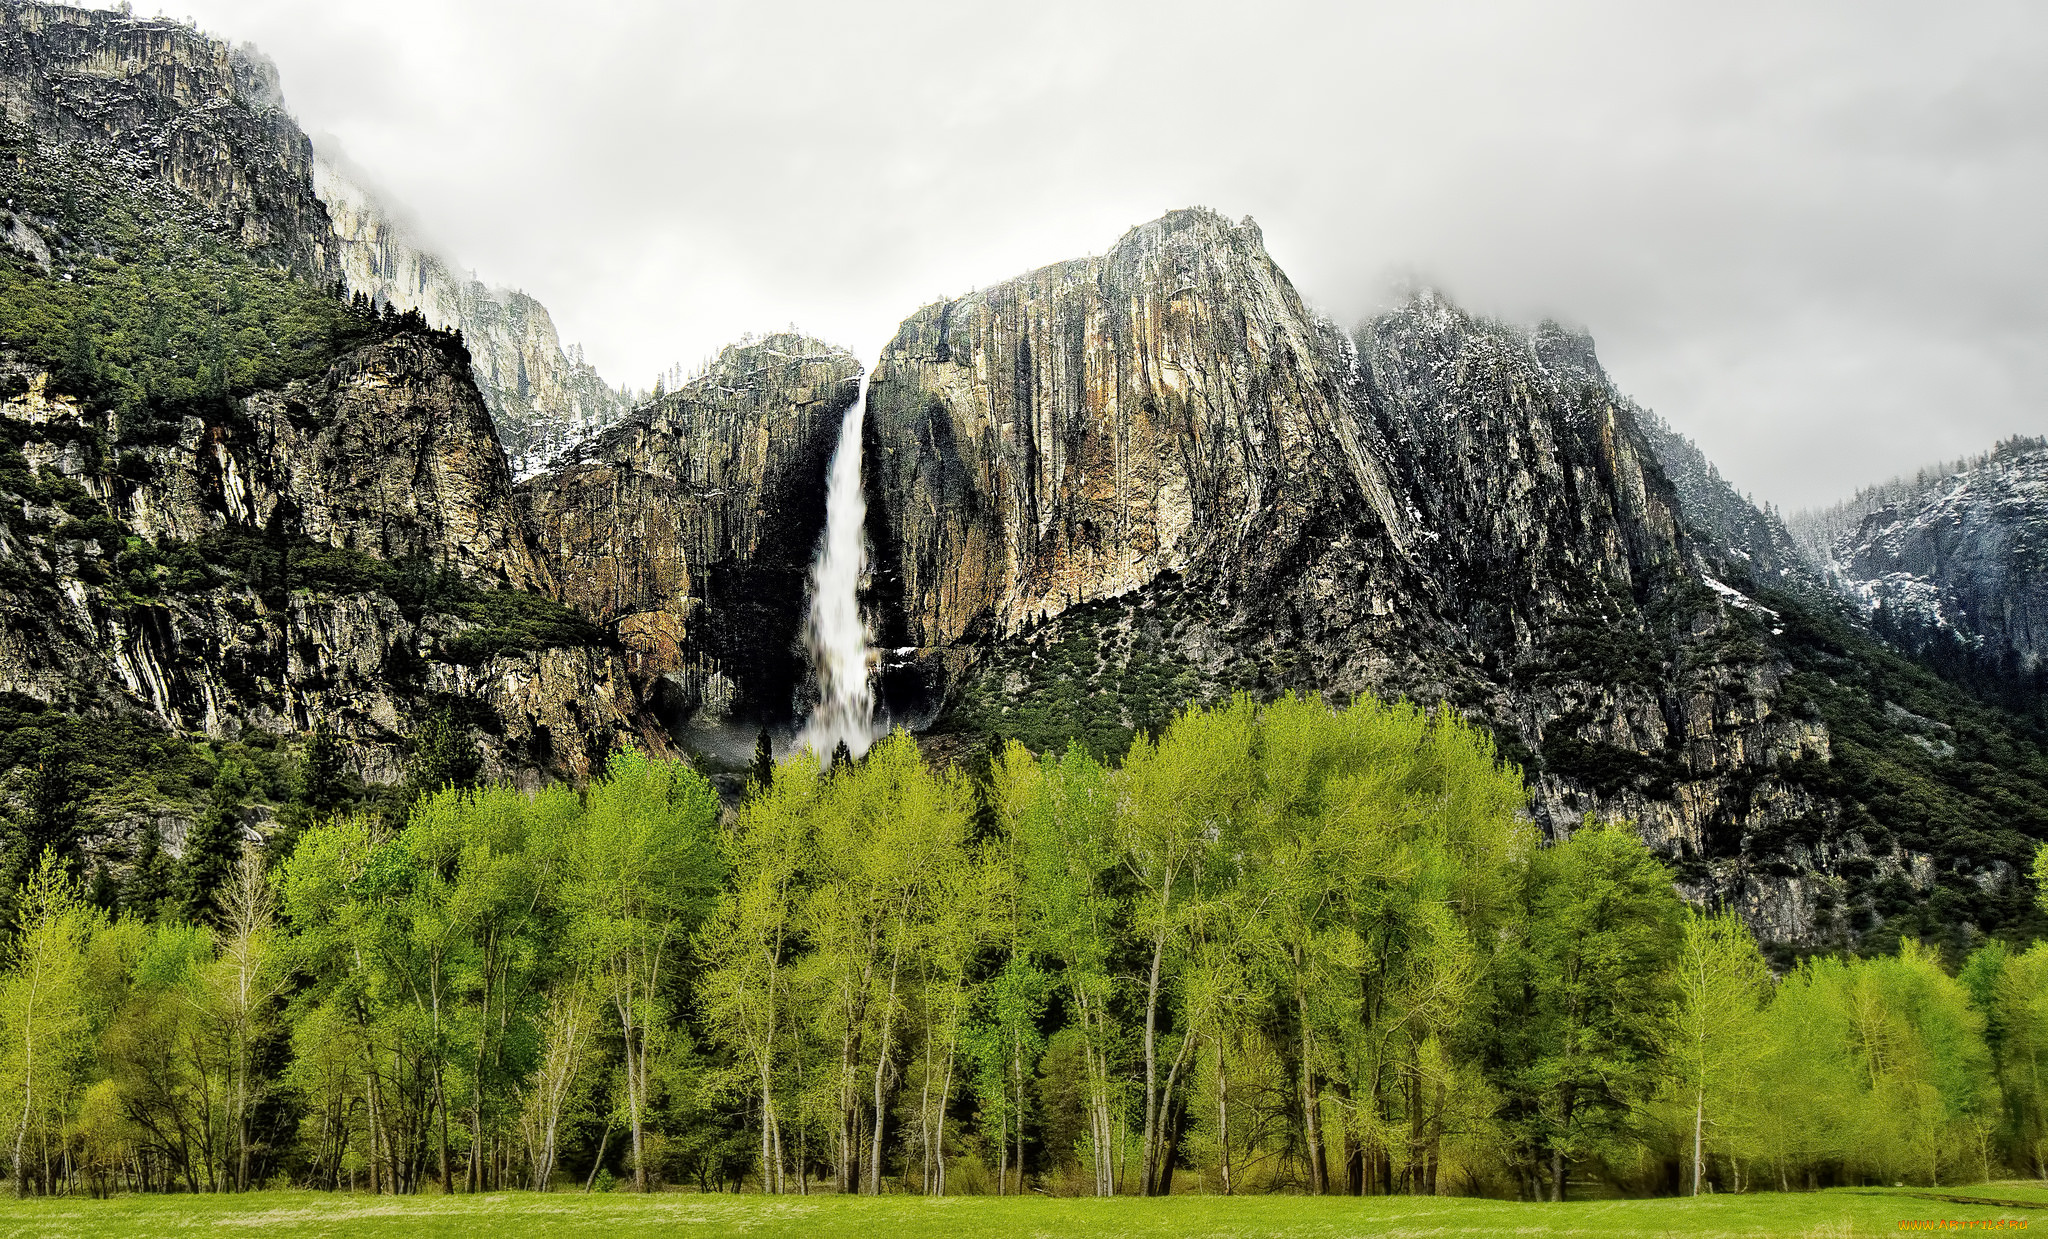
[0,2,2041,955]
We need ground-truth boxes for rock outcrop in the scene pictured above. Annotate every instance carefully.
[0,2,332,276]
[522,334,858,737]
[865,208,1874,945]
[317,157,632,472]
[868,210,1415,654]
[0,333,648,786]
[122,331,550,591]
[1792,438,2048,672]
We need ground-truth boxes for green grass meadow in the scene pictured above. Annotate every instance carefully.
[0,1188,2038,1239]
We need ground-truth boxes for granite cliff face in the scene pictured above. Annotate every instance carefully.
[124,331,549,590]
[317,157,633,472]
[522,334,857,739]
[0,2,331,276]
[868,211,1415,655]
[1792,439,2048,673]
[0,332,647,787]
[865,209,1920,946]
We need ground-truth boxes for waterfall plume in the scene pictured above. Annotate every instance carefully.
[797,362,878,758]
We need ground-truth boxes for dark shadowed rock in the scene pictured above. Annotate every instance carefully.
[522,334,859,736]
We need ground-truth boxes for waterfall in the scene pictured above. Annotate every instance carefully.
[797,363,878,758]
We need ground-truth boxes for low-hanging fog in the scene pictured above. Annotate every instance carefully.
[167,0,2046,510]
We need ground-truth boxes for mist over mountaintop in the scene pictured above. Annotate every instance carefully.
[159,0,2048,514]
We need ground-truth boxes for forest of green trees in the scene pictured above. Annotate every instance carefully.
[1,693,2045,1201]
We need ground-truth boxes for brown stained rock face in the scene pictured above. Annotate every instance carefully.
[522,334,859,729]
[123,332,547,591]
[868,209,1412,653]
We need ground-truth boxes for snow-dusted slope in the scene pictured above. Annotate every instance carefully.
[1792,438,2048,668]
[1636,411,1819,589]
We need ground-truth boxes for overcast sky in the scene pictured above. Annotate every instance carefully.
[162,0,2044,510]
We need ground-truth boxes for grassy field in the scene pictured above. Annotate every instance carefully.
[0,1187,2039,1239]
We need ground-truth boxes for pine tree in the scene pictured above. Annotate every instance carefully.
[62,310,100,397]
[15,727,83,891]
[408,708,483,798]
[272,718,350,864]
[830,740,853,776]
[179,761,248,925]
[87,863,119,914]
[749,729,775,794]
[299,717,349,815]
[124,820,173,921]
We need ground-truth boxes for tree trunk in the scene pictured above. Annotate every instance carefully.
[1141,918,1167,1196]
[1013,1029,1028,1196]
[1157,1092,1186,1196]
[436,1066,453,1193]
[12,1040,29,1199]
[1297,988,1325,1195]
[1329,1078,1362,1195]
[1692,1090,1704,1196]
[869,930,907,1196]
[1216,1039,1233,1196]
[618,996,645,1192]
[1426,1076,1445,1196]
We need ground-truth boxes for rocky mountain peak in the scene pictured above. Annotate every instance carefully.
[1794,437,2048,673]
[0,1,333,276]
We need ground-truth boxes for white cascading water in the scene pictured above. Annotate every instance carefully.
[797,363,878,758]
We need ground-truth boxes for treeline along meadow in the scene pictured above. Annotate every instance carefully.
[2,693,2046,1201]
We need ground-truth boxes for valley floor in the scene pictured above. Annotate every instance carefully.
[0,1187,2039,1238]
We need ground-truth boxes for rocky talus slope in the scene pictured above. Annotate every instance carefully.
[521,335,858,738]
[317,157,632,473]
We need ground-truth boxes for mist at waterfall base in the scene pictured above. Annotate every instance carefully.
[796,363,882,759]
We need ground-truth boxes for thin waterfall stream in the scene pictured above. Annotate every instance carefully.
[797,362,878,757]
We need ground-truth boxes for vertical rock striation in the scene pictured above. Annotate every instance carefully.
[522,334,859,736]
[868,209,1416,656]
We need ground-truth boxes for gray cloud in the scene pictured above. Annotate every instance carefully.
[167,0,2046,508]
